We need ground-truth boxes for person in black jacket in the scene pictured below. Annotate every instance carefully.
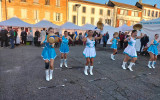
[9,27,15,49]
[21,29,27,45]
[34,29,40,46]
[140,34,149,53]
[0,27,8,47]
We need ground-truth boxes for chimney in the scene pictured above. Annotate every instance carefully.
[154,4,157,8]
[139,0,142,3]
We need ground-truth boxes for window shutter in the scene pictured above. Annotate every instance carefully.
[60,13,63,21]
[53,12,56,21]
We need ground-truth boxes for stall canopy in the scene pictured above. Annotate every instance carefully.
[118,24,133,31]
[60,22,82,30]
[136,18,160,54]
[0,17,33,27]
[103,25,120,44]
[34,20,59,28]
[82,24,99,30]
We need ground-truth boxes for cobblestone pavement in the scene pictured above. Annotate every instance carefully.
[0,45,160,100]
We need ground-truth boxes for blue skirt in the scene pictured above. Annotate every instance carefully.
[59,43,69,53]
[41,47,57,61]
[111,43,117,49]
[148,45,158,55]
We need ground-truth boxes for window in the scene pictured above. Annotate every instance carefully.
[131,11,134,16]
[105,19,111,25]
[21,9,27,18]
[72,16,76,24]
[152,11,154,17]
[100,9,103,15]
[91,8,95,14]
[99,18,102,22]
[45,12,50,20]
[21,0,26,2]
[120,9,124,15]
[91,17,94,25]
[143,9,146,16]
[124,10,128,15]
[156,11,158,17]
[7,8,14,18]
[134,11,138,17]
[56,0,60,7]
[82,7,86,13]
[148,10,150,16]
[107,10,110,16]
[45,0,50,5]
[124,20,127,24]
[56,13,61,21]
[73,5,76,11]
[119,20,123,26]
[34,10,39,19]
[82,17,86,25]
[33,0,39,3]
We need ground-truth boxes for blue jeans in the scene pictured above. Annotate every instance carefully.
[10,39,14,48]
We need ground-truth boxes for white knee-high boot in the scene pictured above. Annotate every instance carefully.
[90,66,93,75]
[64,59,68,67]
[122,62,127,70]
[148,61,152,68]
[60,59,63,67]
[84,66,88,75]
[49,69,53,80]
[111,54,115,60]
[45,69,50,81]
[128,62,135,71]
[152,61,156,68]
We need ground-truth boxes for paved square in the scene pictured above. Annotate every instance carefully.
[0,45,160,100]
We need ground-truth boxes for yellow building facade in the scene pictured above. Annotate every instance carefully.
[1,0,68,25]
[68,0,114,26]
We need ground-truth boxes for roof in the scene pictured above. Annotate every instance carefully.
[138,2,160,10]
[68,0,114,9]
[110,1,141,10]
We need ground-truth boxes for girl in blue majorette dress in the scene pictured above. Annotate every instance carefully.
[147,34,160,69]
[122,30,143,71]
[82,30,102,75]
[110,32,120,60]
[59,31,73,68]
[41,27,57,81]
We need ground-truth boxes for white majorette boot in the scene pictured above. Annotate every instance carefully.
[49,69,53,80]
[60,59,63,67]
[122,62,127,70]
[90,66,93,75]
[84,66,88,75]
[128,62,135,71]
[45,69,50,81]
[64,59,68,67]
[148,61,152,68]
[111,54,115,60]
[152,61,156,68]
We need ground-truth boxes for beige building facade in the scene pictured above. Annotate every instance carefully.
[68,0,114,26]
[136,2,160,21]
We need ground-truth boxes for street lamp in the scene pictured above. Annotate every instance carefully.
[75,4,81,25]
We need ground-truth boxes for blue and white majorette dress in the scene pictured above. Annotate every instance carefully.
[41,36,57,60]
[111,37,119,49]
[83,38,96,58]
[124,37,137,58]
[59,36,69,53]
[147,40,159,55]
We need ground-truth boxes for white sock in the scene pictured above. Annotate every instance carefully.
[64,59,68,67]
[49,69,53,80]
[148,61,152,65]
[84,66,88,75]
[152,61,156,66]
[61,59,63,64]
[45,69,50,81]
[128,62,135,71]
[90,66,93,75]
[122,62,127,66]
